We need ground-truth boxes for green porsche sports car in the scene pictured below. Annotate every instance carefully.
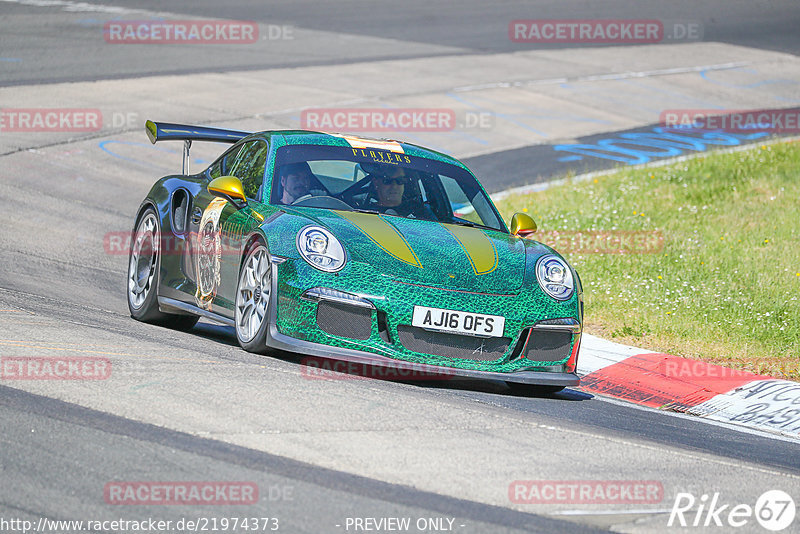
[127,120,583,392]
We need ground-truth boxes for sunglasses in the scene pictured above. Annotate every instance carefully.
[379,176,408,185]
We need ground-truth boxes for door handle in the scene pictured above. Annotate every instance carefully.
[191,207,202,224]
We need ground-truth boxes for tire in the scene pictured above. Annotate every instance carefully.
[127,207,199,331]
[506,382,565,396]
[234,241,272,353]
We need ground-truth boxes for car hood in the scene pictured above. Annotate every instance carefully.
[291,208,527,294]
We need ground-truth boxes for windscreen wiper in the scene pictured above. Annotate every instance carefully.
[448,218,494,231]
[351,208,381,215]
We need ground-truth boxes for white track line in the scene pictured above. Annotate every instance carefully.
[454,62,749,92]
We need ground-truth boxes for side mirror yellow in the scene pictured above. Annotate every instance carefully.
[208,176,246,207]
[510,212,537,237]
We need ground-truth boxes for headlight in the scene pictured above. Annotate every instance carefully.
[536,255,574,300]
[296,226,346,272]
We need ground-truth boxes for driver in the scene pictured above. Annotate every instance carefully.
[372,166,407,211]
[368,166,435,220]
[278,162,313,204]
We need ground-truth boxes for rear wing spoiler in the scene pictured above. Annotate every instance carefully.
[145,120,251,174]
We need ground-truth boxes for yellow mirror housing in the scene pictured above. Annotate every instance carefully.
[208,176,246,204]
[510,212,537,237]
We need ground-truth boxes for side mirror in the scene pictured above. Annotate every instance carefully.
[208,176,247,209]
[510,212,537,237]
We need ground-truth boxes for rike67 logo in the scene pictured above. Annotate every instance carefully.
[669,490,795,531]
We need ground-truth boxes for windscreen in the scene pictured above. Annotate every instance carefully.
[270,144,506,232]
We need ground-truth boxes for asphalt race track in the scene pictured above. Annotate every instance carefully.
[1,1,799,533]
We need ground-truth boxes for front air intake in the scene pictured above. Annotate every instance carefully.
[397,325,510,361]
[316,301,373,340]
[524,330,573,363]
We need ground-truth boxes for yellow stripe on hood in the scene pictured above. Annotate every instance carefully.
[335,211,422,268]
[442,223,498,275]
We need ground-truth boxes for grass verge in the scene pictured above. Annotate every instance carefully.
[493,140,800,380]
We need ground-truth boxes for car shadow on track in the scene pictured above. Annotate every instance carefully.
[414,379,592,401]
[190,321,241,347]
[289,351,593,402]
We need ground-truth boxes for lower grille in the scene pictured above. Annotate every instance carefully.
[397,325,510,361]
[316,301,372,340]
[524,330,573,362]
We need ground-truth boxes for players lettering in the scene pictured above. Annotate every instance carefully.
[351,148,411,164]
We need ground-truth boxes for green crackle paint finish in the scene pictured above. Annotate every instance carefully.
[271,243,580,372]
[273,257,579,372]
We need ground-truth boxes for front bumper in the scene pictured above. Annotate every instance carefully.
[267,257,582,386]
[266,323,580,386]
